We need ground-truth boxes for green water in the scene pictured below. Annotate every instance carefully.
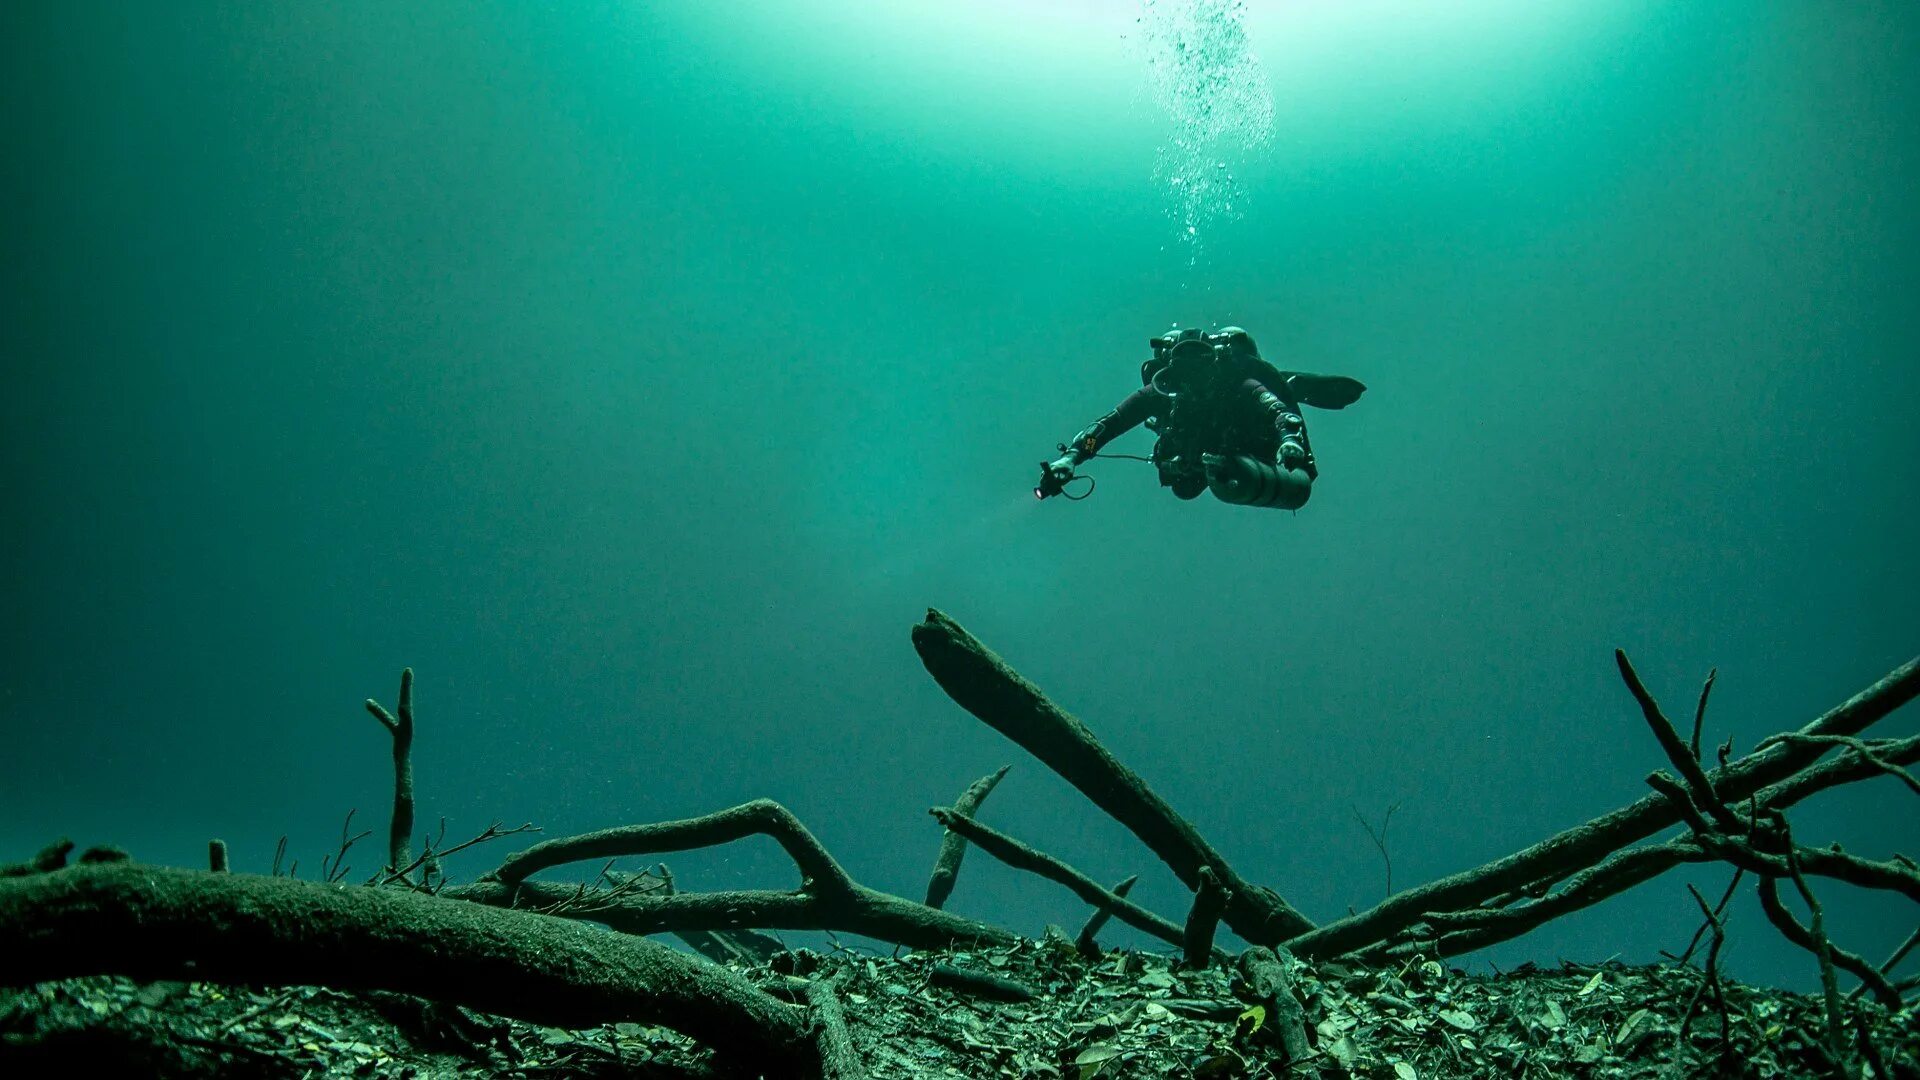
[3,1,1915,993]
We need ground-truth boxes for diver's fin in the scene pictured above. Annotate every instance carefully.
[1283,373,1367,410]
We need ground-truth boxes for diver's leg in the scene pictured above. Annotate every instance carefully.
[1204,452,1311,510]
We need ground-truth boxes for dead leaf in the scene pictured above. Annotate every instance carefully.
[1073,1044,1121,1066]
[1614,1008,1650,1047]
[1236,1004,1265,1036]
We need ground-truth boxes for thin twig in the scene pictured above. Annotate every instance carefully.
[212,988,304,1036]
[536,862,664,917]
[1778,815,1847,1065]
[322,809,373,885]
[381,821,538,886]
[1689,668,1718,762]
[1668,868,1743,967]
[1677,883,1730,1060]
[1353,801,1404,899]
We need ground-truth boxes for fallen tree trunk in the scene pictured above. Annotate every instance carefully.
[0,863,818,1076]
[912,609,1313,944]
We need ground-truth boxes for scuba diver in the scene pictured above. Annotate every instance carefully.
[1035,326,1366,510]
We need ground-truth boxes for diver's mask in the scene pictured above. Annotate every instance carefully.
[1144,329,1225,398]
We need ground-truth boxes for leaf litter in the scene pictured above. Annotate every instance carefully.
[4,929,1916,1077]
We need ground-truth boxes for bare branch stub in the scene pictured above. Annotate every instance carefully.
[1690,667,1718,762]
[1183,867,1230,971]
[925,764,1011,910]
[1237,946,1311,1065]
[1077,874,1139,959]
[0,839,74,879]
[364,668,417,878]
[912,609,1312,945]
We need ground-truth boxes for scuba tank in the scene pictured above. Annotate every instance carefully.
[1204,453,1311,511]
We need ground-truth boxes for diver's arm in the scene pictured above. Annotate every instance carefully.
[1058,387,1160,466]
[1241,378,1310,471]
[1037,387,1161,498]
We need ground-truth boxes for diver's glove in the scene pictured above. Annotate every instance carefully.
[1201,452,1233,489]
[1279,438,1308,471]
[1034,455,1077,500]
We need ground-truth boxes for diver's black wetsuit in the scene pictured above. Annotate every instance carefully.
[1070,372,1313,505]
[1045,328,1362,511]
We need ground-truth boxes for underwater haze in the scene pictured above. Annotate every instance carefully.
[3,0,1917,994]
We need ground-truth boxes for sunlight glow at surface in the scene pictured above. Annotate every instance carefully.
[675,0,1639,161]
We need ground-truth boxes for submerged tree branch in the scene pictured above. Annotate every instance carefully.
[0,863,817,1075]
[912,608,1313,945]
[928,807,1217,959]
[364,669,417,879]
[926,765,1011,910]
[1289,654,1920,959]
[459,800,1012,951]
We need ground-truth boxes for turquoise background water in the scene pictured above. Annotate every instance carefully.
[4,1,1915,991]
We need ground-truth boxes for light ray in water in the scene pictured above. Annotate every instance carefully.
[859,491,1053,587]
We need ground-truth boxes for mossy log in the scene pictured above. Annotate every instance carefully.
[0,863,823,1076]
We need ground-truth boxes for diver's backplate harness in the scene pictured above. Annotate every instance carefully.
[1036,327,1350,508]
